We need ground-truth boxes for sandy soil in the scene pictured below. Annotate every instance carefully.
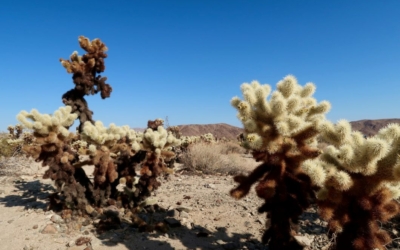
[0,158,399,250]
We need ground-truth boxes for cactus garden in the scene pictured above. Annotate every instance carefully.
[0,23,400,250]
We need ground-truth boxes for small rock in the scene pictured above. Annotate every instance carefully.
[82,219,91,226]
[41,224,58,234]
[216,240,226,245]
[103,205,119,217]
[23,244,33,250]
[75,236,91,246]
[185,222,193,230]
[205,184,215,189]
[176,206,191,212]
[32,225,38,229]
[256,218,265,225]
[164,218,181,228]
[7,219,13,224]
[51,214,64,224]
[294,235,314,247]
[66,240,75,247]
[85,205,95,215]
[166,209,177,217]
[180,211,190,218]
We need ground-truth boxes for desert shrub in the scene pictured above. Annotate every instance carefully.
[0,154,36,176]
[0,134,18,157]
[0,126,32,157]
[218,141,246,155]
[180,142,248,175]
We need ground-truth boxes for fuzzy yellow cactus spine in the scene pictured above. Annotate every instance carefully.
[17,106,77,137]
[302,121,400,250]
[230,75,330,249]
[142,125,181,155]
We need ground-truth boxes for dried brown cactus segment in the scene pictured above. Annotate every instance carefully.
[60,36,112,132]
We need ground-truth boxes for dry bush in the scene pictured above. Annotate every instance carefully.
[180,142,251,175]
[0,133,17,157]
[0,155,37,177]
[218,141,247,155]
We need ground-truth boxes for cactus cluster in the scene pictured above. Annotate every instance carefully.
[302,120,400,249]
[200,133,215,143]
[10,34,400,249]
[167,126,182,139]
[13,37,181,224]
[230,75,330,249]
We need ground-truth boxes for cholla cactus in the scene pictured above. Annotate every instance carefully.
[60,36,112,132]
[142,125,181,155]
[230,75,330,249]
[200,133,215,143]
[302,121,400,250]
[16,106,77,159]
[137,122,181,199]
[7,124,23,139]
[167,126,182,139]
[15,106,92,212]
[80,121,145,206]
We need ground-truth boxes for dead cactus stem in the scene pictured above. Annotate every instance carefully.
[319,181,400,250]
[60,36,112,132]
[231,147,317,250]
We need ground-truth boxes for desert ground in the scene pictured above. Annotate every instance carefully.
[1,153,399,250]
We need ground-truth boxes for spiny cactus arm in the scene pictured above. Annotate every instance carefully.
[302,121,400,249]
[16,106,77,137]
[232,75,331,153]
[81,121,125,148]
[230,162,273,199]
[60,36,109,87]
[141,126,181,154]
[316,120,400,179]
[60,36,112,133]
[91,146,118,184]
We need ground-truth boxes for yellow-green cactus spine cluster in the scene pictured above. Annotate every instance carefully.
[200,133,215,143]
[230,75,330,250]
[142,126,181,155]
[17,106,77,137]
[81,121,142,153]
[231,75,330,153]
[15,106,77,159]
[302,121,400,250]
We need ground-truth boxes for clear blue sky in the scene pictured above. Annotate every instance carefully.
[1,0,399,131]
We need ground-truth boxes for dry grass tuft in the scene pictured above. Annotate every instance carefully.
[180,142,255,175]
[0,155,37,177]
[218,141,247,155]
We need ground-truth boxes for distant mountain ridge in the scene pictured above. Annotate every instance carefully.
[133,119,400,140]
[177,123,242,139]
[349,119,400,137]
